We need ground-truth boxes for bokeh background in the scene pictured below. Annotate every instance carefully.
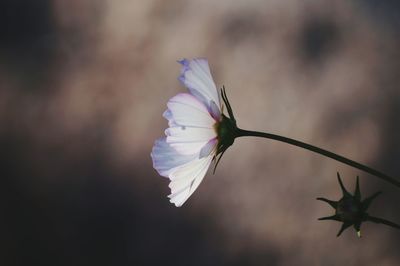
[2,0,400,265]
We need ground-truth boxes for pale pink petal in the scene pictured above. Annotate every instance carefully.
[165,126,216,155]
[165,126,216,142]
[209,100,221,121]
[166,93,216,128]
[168,156,213,207]
[178,59,221,115]
[162,109,178,127]
[151,138,197,177]
[199,138,217,158]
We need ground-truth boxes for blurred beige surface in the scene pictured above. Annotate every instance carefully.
[2,0,400,265]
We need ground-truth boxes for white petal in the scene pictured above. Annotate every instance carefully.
[162,109,178,127]
[151,138,197,177]
[166,126,216,142]
[178,59,221,115]
[209,100,221,121]
[165,126,216,155]
[166,93,216,128]
[199,138,217,158]
[168,156,213,207]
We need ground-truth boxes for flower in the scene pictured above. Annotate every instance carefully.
[317,172,400,237]
[151,58,236,207]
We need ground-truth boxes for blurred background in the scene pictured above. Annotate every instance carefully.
[1,0,400,265]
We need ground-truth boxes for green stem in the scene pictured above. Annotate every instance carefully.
[235,128,400,189]
[367,215,400,229]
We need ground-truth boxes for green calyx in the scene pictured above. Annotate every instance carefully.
[216,114,236,153]
[212,86,238,174]
[317,172,400,237]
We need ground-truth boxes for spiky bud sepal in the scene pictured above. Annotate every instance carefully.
[212,86,238,173]
[317,172,400,237]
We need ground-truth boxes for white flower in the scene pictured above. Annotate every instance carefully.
[151,58,223,207]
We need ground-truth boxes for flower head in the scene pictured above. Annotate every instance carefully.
[151,58,236,207]
[317,172,400,237]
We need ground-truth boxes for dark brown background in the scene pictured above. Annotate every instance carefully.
[1,1,400,265]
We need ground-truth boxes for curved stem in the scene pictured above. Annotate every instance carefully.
[367,215,400,230]
[235,128,400,189]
